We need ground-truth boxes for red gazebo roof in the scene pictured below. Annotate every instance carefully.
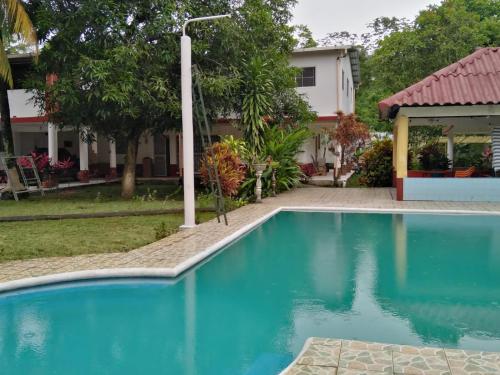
[379,47,500,119]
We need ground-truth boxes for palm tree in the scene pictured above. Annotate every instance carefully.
[0,0,37,155]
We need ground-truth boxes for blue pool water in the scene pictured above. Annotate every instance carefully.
[1,211,500,374]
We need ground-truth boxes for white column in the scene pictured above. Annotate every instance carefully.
[79,131,89,171]
[447,132,454,168]
[109,140,117,169]
[181,34,196,228]
[48,122,58,165]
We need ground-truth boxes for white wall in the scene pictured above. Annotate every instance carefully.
[291,51,339,117]
[7,90,41,118]
[339,55,355,114]
[290,49,356,117]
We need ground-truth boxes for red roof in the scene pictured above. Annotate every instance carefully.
[379,47,500,119]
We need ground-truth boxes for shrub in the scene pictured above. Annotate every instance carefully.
[200,142,246,197]
[418,143,450,170]
[19,151,50,175]
[359,139,393,187]
[454,143,492,171]
[300,163,316,178]
[239,125,311,198]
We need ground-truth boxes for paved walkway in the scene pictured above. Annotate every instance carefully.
[283,337,500,375]
[2,186,500,287]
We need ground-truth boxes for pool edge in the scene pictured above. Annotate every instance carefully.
[2,206,500,293]
[0,207,283,294]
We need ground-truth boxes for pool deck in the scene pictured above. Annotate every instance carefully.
[2,186,500,373]
[283,338,500,375]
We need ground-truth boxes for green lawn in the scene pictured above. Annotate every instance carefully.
[346,172,363,188]
[0,212,215,263]
[0,181,214,217]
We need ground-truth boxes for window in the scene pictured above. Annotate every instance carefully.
[347,78,350,97]
[342,70,345,90]
[296,67,316,87]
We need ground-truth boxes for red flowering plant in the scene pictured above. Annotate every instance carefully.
[19,151,75,178]
[200,142,246,197]
[19,151,51,176]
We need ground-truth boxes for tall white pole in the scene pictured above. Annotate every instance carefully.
[181,34,196,228]
[180,14,230,229]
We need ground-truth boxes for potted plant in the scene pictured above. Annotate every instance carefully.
[417,143,451,175]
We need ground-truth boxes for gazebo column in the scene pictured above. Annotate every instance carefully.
[447,131,454,169]
[109,140,117,178]
[392,125,398,187]
[78,129,90,183]
[47,122,58,165]
[395,114,409,201]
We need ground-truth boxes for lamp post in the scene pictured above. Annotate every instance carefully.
[181,14,230,229]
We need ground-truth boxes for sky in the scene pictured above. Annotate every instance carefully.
[292,0,443,40]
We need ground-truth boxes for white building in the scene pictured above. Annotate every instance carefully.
[1,47,360,179]
[291,46,359,164]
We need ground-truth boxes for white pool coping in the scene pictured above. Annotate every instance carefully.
[1,206,500,293]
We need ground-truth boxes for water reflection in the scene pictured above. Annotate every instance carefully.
[1,212,499,375]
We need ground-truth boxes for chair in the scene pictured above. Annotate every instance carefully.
[454,166,476,178]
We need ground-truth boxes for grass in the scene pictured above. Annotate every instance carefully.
[0,212,216,263]
[346,172,363,188]
[0,181,216,217]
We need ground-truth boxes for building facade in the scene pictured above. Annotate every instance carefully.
[1,47,360,179]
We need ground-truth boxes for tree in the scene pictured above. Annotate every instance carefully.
[294,24,317,48]
[27,0,311,198]
[0,0,37,154]
[27,0,181,198]
[322,0,499,133]
[240,56,273,154]
[188,0,314,156]
[328,111,370,182]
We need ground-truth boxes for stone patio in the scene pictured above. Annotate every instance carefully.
[2,186,500,287]
[283,338,500,375]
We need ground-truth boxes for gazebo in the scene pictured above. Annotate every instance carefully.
[379,47,500,202]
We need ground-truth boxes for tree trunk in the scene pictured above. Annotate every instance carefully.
[121,136,139,199]
[0,79,14,155]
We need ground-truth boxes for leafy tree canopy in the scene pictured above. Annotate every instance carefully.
[320,0,499,132]
[24,0,314,196]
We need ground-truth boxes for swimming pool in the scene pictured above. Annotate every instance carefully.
[1,211,499,374]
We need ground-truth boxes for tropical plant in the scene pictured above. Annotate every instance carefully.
[359,138,393,187]
[221,135,250,161]
[199,142,246,198]
[239,125,311,198]
[0,0,37,154]
[418,143,450,170]
[240,56,274,154]
[0,0,37,86]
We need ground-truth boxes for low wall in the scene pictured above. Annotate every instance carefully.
[403,178,500,202]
